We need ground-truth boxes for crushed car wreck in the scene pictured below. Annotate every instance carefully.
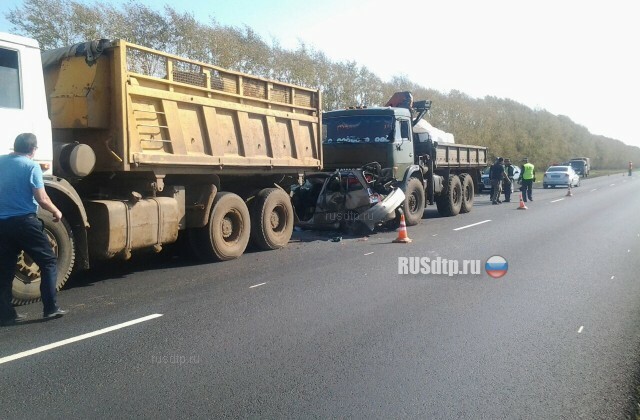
[291,163,406,233]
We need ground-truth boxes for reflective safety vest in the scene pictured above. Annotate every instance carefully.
[522,163,535,180]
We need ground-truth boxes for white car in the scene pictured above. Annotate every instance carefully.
[543,166,580,188]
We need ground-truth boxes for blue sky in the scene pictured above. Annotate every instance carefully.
[2,0,639,149]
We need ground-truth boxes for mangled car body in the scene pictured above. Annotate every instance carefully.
[292,163,405,233]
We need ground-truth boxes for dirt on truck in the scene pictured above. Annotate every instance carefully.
[1,33,321,304]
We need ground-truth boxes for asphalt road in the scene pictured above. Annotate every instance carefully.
[1,173,639,419]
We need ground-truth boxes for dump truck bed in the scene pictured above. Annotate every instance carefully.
[433,142,487,169]
[42,40,322,175]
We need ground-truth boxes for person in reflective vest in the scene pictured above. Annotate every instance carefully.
[520,158,535,202]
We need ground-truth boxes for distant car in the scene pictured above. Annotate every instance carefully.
[479,167,490,192]
[480,165,521,193]
[543,166,580,188]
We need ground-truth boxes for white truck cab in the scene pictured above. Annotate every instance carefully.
[0,32,53,173]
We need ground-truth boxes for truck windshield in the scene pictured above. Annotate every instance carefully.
[323,115,394,144]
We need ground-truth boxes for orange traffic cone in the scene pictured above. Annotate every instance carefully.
[566,184,573,197]
[517,193,528,210]
[393,212,412,243]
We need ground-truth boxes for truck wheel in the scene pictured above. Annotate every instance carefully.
[190,192,250,261]
[250,188,294,250]
[403,177,425,226]
[11,212,76,305]
[435,175,463,217]
[459,173,474,213]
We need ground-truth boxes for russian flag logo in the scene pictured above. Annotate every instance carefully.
[485,255,508,278]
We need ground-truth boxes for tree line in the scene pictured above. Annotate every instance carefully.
[5,0,639,169]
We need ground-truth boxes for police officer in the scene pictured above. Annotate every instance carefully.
[0,133,67,326]
[520,157,536,202]
[503,158,515,202]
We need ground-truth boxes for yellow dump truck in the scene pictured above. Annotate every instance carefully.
[1,33,321,304]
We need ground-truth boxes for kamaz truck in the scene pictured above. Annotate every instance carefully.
[1,32,321,304]
[321,92,487,226]
[569,157,591,176]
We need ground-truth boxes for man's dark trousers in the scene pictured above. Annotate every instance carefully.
[504,180,513,202]
[0,214,58,321]
[521,179,533,202]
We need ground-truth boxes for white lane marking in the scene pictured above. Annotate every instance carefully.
[551,198,565,203]
[590,188,598,192]
[453,220,491,231]
[432,234,438,237]
[610,183,616,186]
[578,326,584,334]
[364,252,374,256]
[249,282,267,289]
[0,314,163,365]
[611,276,615,280]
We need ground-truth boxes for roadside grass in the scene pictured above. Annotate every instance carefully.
[589,169,629,178]
[529,169,629,188]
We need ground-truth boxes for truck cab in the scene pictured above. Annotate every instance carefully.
[321,93,487,225]
[322,107,415,178]
[569,157,590,176]
[0,32,53,172]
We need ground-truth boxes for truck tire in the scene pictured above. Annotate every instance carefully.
[459,173,474,213]
[403,177,425,226]
[190,192,250,261]
[11,212,76,305]
[435,175,463,217]
[250,188,294,250]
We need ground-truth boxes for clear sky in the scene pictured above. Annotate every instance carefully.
[2,0,639,148]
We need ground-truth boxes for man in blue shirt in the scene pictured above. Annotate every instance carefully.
[0,133,67,326]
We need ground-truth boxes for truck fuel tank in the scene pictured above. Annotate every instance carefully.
[85,195,183,259]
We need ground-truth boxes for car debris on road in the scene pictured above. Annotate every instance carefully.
[291,162,405,234]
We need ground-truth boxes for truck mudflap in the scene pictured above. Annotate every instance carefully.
[360,188,405,231]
